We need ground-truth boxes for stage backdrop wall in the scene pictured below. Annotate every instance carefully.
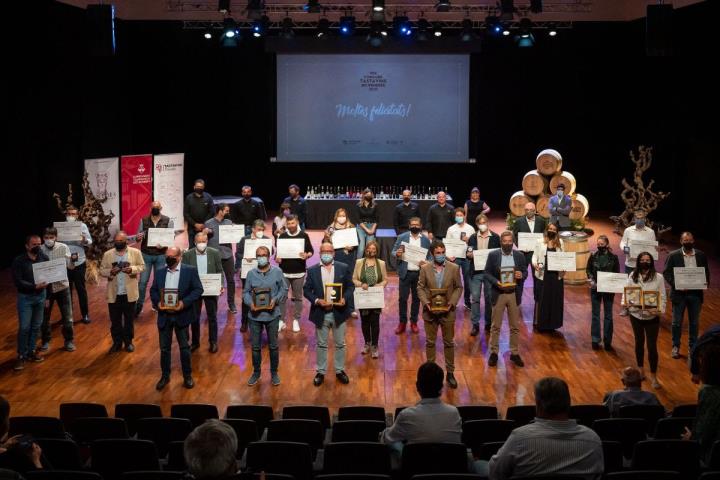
[120,154,153,233]
[153,153,185,229]
[84,157,121,235]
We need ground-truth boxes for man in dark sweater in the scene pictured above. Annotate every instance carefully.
[276,214,314,332]
[183,179,214,249]
[283,184,307,229]
[425,191,454,241]
[394,189,420,234]
[230,185,267,236]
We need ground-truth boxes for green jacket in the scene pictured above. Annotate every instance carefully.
[182,247,225,287]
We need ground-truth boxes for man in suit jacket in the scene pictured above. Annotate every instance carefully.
[303,241,355,387]
[548,184,572,230]
[512,202,547,298]
[484,231,528,368]
[663,232,711,359]
[417,240,463,389]
[467,214,502,336]
[150,246,204,391]
[391,216,433,334]
[182,232,224,353]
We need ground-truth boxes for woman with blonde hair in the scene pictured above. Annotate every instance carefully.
[324,208,356,268]
[352,241,388,358]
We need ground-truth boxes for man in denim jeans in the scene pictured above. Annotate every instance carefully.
[11,235,49,371]
[135,201,174,316]
[39,227,75,353]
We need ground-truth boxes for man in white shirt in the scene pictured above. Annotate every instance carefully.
[39,227,75,353]
[619,209,657,274]
[63,205,93,324]
[445,208,475,309]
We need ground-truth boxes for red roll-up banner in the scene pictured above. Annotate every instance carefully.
[121,154,153,233]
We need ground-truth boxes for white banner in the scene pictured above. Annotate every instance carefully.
[84,157,120,235]
[153,154,185,230]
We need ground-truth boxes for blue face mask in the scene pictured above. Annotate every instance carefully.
[257,256,269,268]
[557,190,564,197]
[321,253,334,265]
[635,219,646,228]
[455,216,464,224]
[434,254,446,264]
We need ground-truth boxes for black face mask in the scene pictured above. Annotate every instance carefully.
[114,241,127,251]
[194,188,204,196]
[682,242,694,251]
[639,262,651,270]
[403,197,411,203]
[597,246,608,253]
[409,226,422,234]
[166,256,178,268]
[547,231,557,239]
[501,245,513,254]
[30,245,41,255]
[151,208,160,216]
[243,194,252,200]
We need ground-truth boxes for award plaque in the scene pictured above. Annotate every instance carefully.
[430,288,449,313]
[641,290,659,310]
[499,267,517,288]
[325,283,344,305]
[623,286,642,307]
[160,288,179,310]
[253,287,273,311]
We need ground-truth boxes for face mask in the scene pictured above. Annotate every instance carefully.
[639,262,651,270]
[364,195,372,201]
[44,239,55,249]
[434,254,446,264]
[30,245,41,255]
[151,208,161,216]
[257,256,269,267]
[196,243,207,252]
[115,241,127,251]
[455,216,464,224]
[65,216,77,222]
[409,226,421,234]
[366,250,376,258]
[243,194,252,200]
[597,246,608,252]
[403,197,411,203]
[501,244,513,254]
[337,216,347,225]
[526,211,536,218]
[477,224,488,233]
[283,209,291,217]
[635,219,646,228]
[682,242,694,251]
[166,256,178,268]
[321,253,333,265]
[557,191,564,198]
[255,231,264,239]
[547,231,557,239]
[194,188,204,196]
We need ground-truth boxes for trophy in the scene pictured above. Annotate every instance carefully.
[253,287,273,311]
[160,288,179,310]
[324,283,344,305]
[642,290,659,310]
[430,288,449,313]
[623,286,642,307]
[499,267,517,288]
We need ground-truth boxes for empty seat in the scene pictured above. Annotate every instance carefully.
[245,441,314,480]
[592,418,647,459]
[461,420,515,456]
[229,475,296,480]
[602,441,624,474]
[505,406,536,427]
[226,405,274,436]
[267,419,325,455]
[90,439,160,480]
[115,404,163,436]
[401,443,468,479]
[121,473,185,480]
[331,420,386,443]
[70,417,129,444]
[59,403,108,432]
[653,417,694,440]
[617,404,666,434]
[456,406,498,422]
[569,404,610,428]
[337,406,387,423]
[316,475,391,480]
[221,418,259,458]
[323,442,391,474]
[35,438,82,470]
[136,417,193,458]
[411,475,484,480]
[282,406,331,430]
[166,441,187,472]
[709,440,720,470]
[25,471,103,480]
[606,472,681,480]
[631,440,700,480]
[476,442,504,461]
[9,416,65,439]
[671,404,697,418]
[169,404,219,429]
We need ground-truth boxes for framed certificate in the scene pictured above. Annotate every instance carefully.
[54,221,83,242]
[429,288,449,313]
[160,288,179,310]
[642,290,659,310]
[499,267,516,287]
[623,286,642,307]
[252,287,273,310]
[325,283,344,305]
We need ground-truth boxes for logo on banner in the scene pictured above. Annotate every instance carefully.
[360,72,386,91]
[155,163,182,174]
[138,163,146,174]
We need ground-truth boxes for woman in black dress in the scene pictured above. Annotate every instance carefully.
[532,222,565,331]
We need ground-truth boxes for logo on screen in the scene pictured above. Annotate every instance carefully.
[360,72,386,91]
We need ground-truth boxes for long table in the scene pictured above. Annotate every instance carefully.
[305,199,442,229]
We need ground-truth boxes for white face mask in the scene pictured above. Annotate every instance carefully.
[337,216,347,225]
[66,216,77,222]
[196,243,207,252]
[477,224,488,233]
[44,239,55,248]
[255,231,264,239]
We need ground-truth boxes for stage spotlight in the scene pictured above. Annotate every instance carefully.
[416,18,430,41]
[280,17,295,39]
[433,21,443,37]
[246,0,264,20]
[435,0,450,13]
[547,23,557,36]
[252,15,269,37]
[204,29,213,39]
[339,16,356,36]
[530,0,542,14]
[515,17,534,47]
[218,0,231,14]
[460,18,474,42]
[367,21,385,47]
[304,0,322,13]
[500,0,514,20]
[502,24,511,36]
[372,0,384,13]
[485,15,502,35]
[316,18,330,37]
[221,18,239,46]
[393,16,412,37]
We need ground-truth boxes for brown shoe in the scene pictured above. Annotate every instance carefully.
[395,323,406,334]
[410,323,419,334]
[240,322,248,333]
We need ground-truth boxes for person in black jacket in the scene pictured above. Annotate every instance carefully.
[586,235,620,351]
[276,215,314,333]
[284,184,307,229]
[664,232,711,360]
[425,191,454,241]
[393,189,420,234]
[183,179,215,249]
[230,185,267,236]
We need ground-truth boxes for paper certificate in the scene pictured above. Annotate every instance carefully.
[674,267,708,290]
[276,238,306,259]
[147,228,175,248]
[518,232,544,252]
[331,228,359,249]
[219,224,245,244]
[244,238,273,259]
[32,258,68,284]
[353,286,385,309]
[53,222,83,242]
[473,248,498,271]
[629,239,659,260]
[241,259,258,279]
[443,238,468,259]
[200,273,222,297]
[401,242,428,267]
[546,251,576,271]
[596,272,629,293]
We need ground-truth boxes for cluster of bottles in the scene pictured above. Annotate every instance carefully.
[305,185,449,200]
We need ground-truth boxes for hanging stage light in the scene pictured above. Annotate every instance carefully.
[339,16,356,36]
[280,17,295,39]
[252,15,269,37]
[393,16,412,37]
[460,18,474,42]
[372,0,385,13]
[316,18,330,37]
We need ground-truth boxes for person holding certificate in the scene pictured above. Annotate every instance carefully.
[532,223,565,332]
[445,208,475,309]
[352,241,388,359]
[619,209,656,275]
[466,214,500,336]
[204,203,237,314]
[63,205,92,324]
[39,227,75,353]
[391,217,432,334]
[586,235,620,351]
[11,235,49,371]
[353,189,379,259]
[276,214,314,333]
[182,232,224,353]
[243,246,288,387]
[324,208,358,318]
[624,252,667,389]
[135,201,174,316]
[235,220,273,333]
[663,231,710,360]
[512,202,546,299]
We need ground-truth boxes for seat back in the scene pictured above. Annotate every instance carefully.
[337,406,387,423]
[9,416,65,439]
[121,473,185,480]
[226,405,274,435]
[631,440,700,479]
[461,420,515,455]
[569,404,610,427]
[71,417,129,444]
[59,403,108,432]
[602,441,624,474]
[505,406,536,427]
[606,472,681,480]
[166,441,187,472]
[456,406,498,422]
[136,417,193,458]
[245,441,314,480]
[90,439,160,480]
[653,417,694,440]
[25,471,103,480]
[169,404,219,429]
[618,404,666,434]
[282,406,331,429]
[35,438,82,470]
[267,419,325,454]
[114,404,163,436]
[221,419,259,457]
[592,418,647,458]
[323,442,391,474]
[671,404,697,418]
[331,420,386,442]
[401,443,468,479]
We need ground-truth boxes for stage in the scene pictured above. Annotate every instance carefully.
[0,215,716,418]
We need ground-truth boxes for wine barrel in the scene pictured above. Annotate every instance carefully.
[522,170,549,196]
[549,171,577,195]
[560,231,590,285]
[536,194,551,218]
[509,191,531,217]
[536,149,563,176]
[570,193,590,220]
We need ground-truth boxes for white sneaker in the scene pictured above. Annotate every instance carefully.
[671,346,680,359]
[351,311,359,318]
[292,320,300,332]
[279,320,286,331]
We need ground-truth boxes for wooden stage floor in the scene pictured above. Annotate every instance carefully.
[1,216,717,418]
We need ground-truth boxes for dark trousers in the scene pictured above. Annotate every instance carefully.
[108,295,135,345]
[159,318,192,378]
[68,262,89,317]
[239,279,249,326]
[222,257,236,309]
[523,251,538,299]
[591,290,615,346]
[41,289,74,344]
[191,296,218,346]
[360,309,381,347]
[630,316,660,373]
[398,271,420,324]
[671,294,702,350]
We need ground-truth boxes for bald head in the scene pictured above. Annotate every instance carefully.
[621,366,642,388]
[525,202,536,218]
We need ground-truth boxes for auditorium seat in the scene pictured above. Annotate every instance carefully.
[59,403,108,432]
[509,476,585,480]
[331,420,386,442]
[456,406,498,422]
[461,420,515,456]
[231,474,296,480]
[505,405,536,427]
[115,404,163,436]
[569,404,610,427]
[400,443,468,479]
[322,442,391,474]
[267,419,325,456]
[121,473,185,480]
[602,441,624,474]
[476,441,504,461]
[70,417,129,444]
[226,405,274,437]
[394,407,407,421]
[9,416,65,439]
[630,440,700,480]
[35,438,82,470]
[671,404,698,418]
[221,418,259,457]
[245,441,314,480]
[90,439,160,480]
[166,441,186,472]
[136,417,193,458]
[710,440,720,470]
[700,473,720,480]
[653,417,694,440]
[592,418,647,458]
[617,404,666,434]
[337,406,387,423]
[282,406,331,430]
[411,475,484,480]
[169,403,219,429]
[606,471,681,480]
[316,475,391,480]
[25,471,103,480]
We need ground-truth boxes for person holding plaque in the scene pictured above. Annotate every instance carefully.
[663,232,710,360]
[353,188,379,259]
[235,220,272,333]
[243,246,287,386]
[276,214,314,333]
[303,242,354,387]
[532,223,565,332]
[150,247,203,391]
[624,252,667,389]
[182,232,224,353]
[425,191,454,241]
[548,183,572,230]
[417,241,463,388]
[466,214,500,336]
[99,231,145,354]
[512,202,546,299]
[485,231,527,368]
[204,203,237,314]
[391,217,432,334]
[183,179,214,249]
[445,208,475,309]
[63,205,93,324]
[352,241,388,358]
[393,189,420,234]
[38,227,75,353]
[135,200,174,316]
[586,235,620,351]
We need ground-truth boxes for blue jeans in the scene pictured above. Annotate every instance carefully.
[454,258,472,306]
[250,317,279,374]
[356,225,376,259]
[671,294,702,350]
[398,271,420,324]
[470,273,492,328]
[316,313,346,374]
[138,252,166,311]
[591,289,615,346]
[17,292,46,358]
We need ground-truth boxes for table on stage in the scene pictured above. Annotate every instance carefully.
[305,199,439,229]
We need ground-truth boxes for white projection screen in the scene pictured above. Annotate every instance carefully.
[276,54,470,163]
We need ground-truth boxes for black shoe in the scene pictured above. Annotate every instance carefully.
[313,373,324,386]
[446,373,458,389]
[464,302,471,309]
[229,305,238,314]
[80,315,91,324]
[240,322,248,333]
[470,325,480,337]
[484,324,491,333]
[336,371,350,384]
[510,354,525,367]
[155,376,170,391]
[592,342,601,350]
[488,352,498,367]
[125,343,135,353]
[209,342,218,353]
[109,343,122,354]
[604,344,614,352]
[183,376,195,389]
[191,344,200,352]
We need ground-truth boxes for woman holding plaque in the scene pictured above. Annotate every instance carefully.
[353,188,379,259]
[624,252,666,389]
[532,222,565,332]
[352,241,388,358]
[324,208,356,268]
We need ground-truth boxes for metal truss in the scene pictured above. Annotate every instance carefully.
[183,19,573,29]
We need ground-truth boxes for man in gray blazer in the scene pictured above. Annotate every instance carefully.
[548,184,572,230]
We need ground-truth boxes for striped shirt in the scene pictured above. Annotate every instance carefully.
[489,418,603,480]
